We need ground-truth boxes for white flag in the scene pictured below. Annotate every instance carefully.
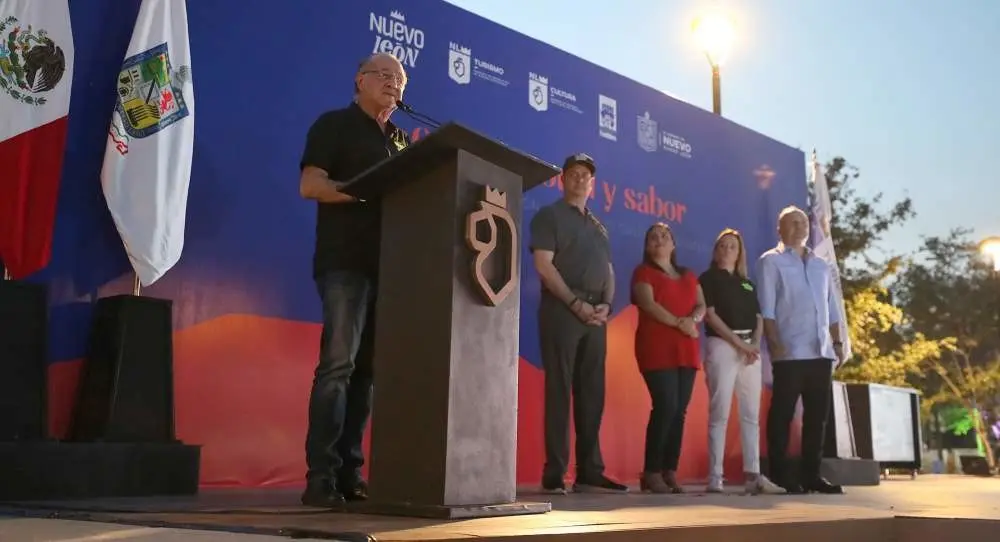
[101,0,194,287]
[808,149,852,362]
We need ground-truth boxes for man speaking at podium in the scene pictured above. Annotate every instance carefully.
[297,52,410,508]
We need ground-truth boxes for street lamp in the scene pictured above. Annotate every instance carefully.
[979,236,1000,272]
[980,236,1000,337]
[692,11,735,116]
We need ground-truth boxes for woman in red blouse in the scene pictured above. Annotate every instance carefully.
[630,222,706,493]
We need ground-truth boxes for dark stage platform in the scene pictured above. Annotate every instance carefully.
[1,475,997,541]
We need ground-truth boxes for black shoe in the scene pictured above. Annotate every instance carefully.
[301,480,346,508]
[803,478,844,494]
[779,482,806,494]
[337,477,369,501]
[541,475,567,495]
[573,474,629,494]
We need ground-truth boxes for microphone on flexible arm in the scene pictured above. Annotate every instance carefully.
[395,100,442,129]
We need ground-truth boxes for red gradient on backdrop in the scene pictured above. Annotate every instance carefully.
[410,126,431,142]
[45,310,801,488]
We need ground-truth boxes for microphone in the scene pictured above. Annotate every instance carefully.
[396,100,442,129]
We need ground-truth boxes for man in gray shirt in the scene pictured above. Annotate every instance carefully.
[529,153,627,495]
[757,205,846,495]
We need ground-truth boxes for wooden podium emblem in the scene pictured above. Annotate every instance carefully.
[465,185,518,306]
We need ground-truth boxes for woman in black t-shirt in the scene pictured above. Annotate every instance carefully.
[698,229,785,495]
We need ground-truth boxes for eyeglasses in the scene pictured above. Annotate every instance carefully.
[361,70,407,87]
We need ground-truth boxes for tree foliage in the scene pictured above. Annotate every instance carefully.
[820,156,998,468]
[919,349,1000,469]
[894,228,1000,467]
[835,281,955,388]
[818,157,944,385]
[822,157,914,298]
[896,228,1000,359]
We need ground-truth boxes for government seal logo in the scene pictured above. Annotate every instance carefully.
[0,16,68,106]
[109,42,191,155]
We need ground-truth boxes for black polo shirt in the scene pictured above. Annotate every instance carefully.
[299,102,410,278]
[529,199,611,301]
[698,266,761,337]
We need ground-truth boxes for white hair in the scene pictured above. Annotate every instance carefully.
[357,52,404,72]
[778,205,807,222]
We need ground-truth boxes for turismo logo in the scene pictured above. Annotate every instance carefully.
[598,95,618,141]
[448,43,471,84]
[369,9,425,69]
[448,42,509,87]
[661,131,693,159]
[637,112,658,153]
[527,72,582,114]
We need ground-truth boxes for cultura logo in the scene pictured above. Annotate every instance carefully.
[528,72,548,112]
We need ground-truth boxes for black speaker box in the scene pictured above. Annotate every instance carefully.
[71,294,175,443]
[960,455,993,477]
[0,441,202,500]
[0,280,49,441]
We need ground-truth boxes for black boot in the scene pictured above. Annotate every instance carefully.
[301,479,346,508]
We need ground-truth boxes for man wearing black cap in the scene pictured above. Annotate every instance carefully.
[529,153,627,494]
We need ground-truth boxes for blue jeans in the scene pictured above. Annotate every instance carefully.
[641,368,696,473]
[305,270,376,486]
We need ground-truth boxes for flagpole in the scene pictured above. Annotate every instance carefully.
[132,273,141,296]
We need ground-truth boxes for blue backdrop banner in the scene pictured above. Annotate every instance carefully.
[32,0,807,487]
[44,0,806,370]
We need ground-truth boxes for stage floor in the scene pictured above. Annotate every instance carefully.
[1,475,997,541]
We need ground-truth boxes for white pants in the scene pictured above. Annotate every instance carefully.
[705,336,762,479]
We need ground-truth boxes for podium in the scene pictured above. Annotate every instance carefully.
[342,122,559,518]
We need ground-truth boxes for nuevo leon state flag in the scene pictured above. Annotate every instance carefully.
[808,149,852,364]
[101,0,194,287]
[0,0,74,279]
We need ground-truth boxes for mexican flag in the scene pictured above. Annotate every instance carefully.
[101,0,194,287]
[0,0,74,279]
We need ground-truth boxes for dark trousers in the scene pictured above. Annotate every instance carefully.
[539,296,607,482]
[305,270,376,486]
[641,367,696,473]
[766,358,834,484]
